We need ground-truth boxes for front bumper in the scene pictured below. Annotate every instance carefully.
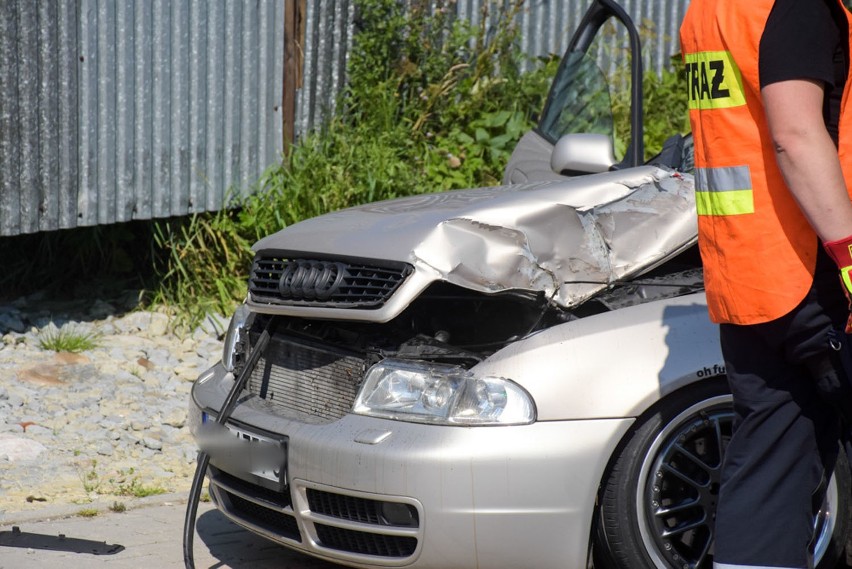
[190,364,633,569]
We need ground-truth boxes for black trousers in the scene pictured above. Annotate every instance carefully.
[713,251,849,569]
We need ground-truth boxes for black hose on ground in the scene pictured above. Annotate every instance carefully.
[183,327,270,569]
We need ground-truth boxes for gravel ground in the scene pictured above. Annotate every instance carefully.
[0,290,225,516]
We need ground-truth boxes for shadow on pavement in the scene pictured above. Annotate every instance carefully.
[195,507,341,568]
[0,525,125,555]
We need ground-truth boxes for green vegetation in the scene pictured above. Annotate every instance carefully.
[109,501,127,513]
[78,461,168,498]
[38,324,101,353]
[109,467,168,498]
[638,65,691,155]
[114,478,167,498]
[79,459,102,493]
[612,58,691,161]
[77,508,99,518]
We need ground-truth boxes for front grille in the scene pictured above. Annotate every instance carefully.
[315,524,418,557]
[249,254,412,309]
[308,489,419,528]
[247,334,364,422]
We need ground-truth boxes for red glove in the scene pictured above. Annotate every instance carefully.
[823,235,852,332]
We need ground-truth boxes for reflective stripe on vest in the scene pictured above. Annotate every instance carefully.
[695,165,754,216]
[684,51,746,110]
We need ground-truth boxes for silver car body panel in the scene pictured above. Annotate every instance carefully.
[190,367,634,569]
[249,165,697,322]
[474,292,723,421]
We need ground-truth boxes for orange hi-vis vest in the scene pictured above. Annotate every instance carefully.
[681,0,852,325]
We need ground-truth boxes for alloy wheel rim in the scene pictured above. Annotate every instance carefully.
[635,394,837,569]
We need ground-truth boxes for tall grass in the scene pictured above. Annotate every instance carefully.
[151,213,252,322]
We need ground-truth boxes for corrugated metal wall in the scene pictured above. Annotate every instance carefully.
[295,0,353,141]
[0,0,284,236]
[1,1,77,236]
[0,0,687,237]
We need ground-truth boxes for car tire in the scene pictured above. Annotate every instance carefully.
[592,377,851,569]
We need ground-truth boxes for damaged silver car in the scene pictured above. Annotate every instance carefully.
[187,0,851,567]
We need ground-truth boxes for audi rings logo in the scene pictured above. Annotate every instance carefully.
[278,260,348,301]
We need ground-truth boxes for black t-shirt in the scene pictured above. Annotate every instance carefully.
[759,0,848,142]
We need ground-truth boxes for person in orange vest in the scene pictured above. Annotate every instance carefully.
[681,1,852,567]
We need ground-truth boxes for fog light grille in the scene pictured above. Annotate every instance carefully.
[315,524,417,557]
[307,488,419,527]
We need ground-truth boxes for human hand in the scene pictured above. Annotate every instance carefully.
[823,235,852,332]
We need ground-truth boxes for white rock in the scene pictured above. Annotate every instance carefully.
[162,409,186,429]
[147,313,170,337]
[0,434,47,462]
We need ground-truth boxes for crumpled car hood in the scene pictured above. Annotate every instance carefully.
[253,165,697,309]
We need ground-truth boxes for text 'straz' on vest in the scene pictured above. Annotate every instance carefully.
[684,51,746,110]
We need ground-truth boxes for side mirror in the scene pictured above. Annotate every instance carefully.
[550,133,617,175]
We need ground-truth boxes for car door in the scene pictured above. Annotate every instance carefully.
[503,0,643,184]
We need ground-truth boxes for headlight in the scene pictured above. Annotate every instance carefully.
[222,303,252,373]
[353,359,535,425]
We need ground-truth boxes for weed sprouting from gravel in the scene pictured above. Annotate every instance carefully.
[38,323,101,353]
[79,459,102,494]
[79,463,169,498]
[110,468,168,498]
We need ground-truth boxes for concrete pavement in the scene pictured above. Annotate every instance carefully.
[0,493,342,568]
